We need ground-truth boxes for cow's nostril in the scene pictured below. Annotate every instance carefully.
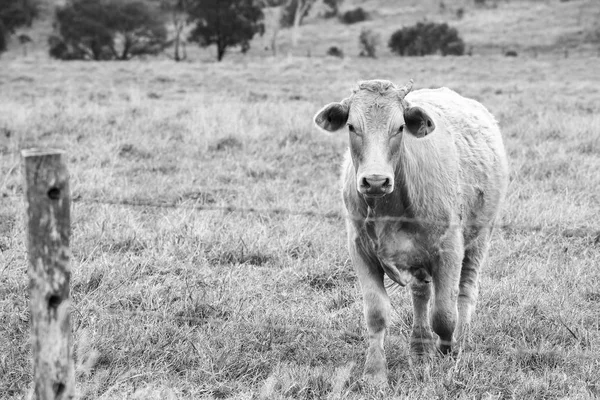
[383,178,390,187]
[361,177,370,189]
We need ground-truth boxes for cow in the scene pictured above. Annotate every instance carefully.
[313,79,509,385]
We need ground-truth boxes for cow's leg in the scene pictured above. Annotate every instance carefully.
[409,279,434,356]
[349,238,389,385]
[456,230,491,345]
[431,228,463,354]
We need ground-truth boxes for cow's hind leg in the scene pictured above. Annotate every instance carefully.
[456,230,491,346]
[431,228,463,354]
[410,279,434,357]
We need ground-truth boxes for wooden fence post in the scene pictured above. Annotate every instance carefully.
[22,149,74,400]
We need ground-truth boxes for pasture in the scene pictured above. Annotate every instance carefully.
[1,53,599,399]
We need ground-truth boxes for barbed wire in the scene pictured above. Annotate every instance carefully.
[71,196,600,237]
[3,180,598,236]
[3,191,597,236]
[73,196,343,220]
[77,304,598,362]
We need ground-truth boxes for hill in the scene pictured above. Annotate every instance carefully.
[1,0,599,60]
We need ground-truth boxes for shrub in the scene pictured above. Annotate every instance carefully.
[388,22,465,56]
[358,28,379,58]
[326,46,343,58]
[340,7,368,24]
[50,0,167,61]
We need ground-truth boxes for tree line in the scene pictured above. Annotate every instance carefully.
[1,0,468,61]
[49,0,269,61]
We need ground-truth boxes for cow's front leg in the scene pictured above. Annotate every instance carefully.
[410,278,434,357]
[349,240,389,386]
[431,228,463,354]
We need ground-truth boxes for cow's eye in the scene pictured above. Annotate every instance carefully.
[347,124,357,133]
[392,125,404,136]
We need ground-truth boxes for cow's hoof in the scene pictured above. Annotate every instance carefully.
[410,328,435,356]
[410,339,435,357]
[362,370,388,388]
[363,347,387,387]
[436,338,454,355]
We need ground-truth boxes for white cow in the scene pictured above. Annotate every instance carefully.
[314,79,509,384]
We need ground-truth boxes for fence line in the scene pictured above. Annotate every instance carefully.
[72,196,600,237]
[6,191,598,236]
[79,304,597,362]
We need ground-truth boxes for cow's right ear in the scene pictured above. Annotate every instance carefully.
[313,102,349,132]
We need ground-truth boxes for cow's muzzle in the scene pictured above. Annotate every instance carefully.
[358,174,394,198]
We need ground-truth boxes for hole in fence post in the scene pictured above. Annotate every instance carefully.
[53,382,65,396]
[48,187,61,200]
[48,295,62,311]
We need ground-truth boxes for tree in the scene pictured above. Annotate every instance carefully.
[279,0,311,28]
[50,0,167,61]
[187,0,265,62]
[0,0,39,54]
[255,0,289,56]
[283,0,315,48]
[159,0,191,61]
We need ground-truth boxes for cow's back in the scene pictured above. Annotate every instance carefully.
[406,87,509,234]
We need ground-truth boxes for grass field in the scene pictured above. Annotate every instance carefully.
[1,53,599,399]
[2,0,600,396]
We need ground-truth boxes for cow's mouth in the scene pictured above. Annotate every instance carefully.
[363,193,386,199]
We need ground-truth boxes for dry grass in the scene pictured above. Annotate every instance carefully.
[1,25,600,400]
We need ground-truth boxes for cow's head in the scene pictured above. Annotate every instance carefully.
[314,79,435,198]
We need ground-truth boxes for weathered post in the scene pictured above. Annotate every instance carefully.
[22,149,74,400]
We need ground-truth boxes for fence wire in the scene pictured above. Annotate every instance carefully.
[78,304,598,362]
[64,195,598,363]
[3,187,597,236]
[5,182,599,366]
[71,195,600,237]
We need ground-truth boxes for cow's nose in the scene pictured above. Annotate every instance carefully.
[359,174,394,196]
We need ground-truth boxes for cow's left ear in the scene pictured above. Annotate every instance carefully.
[314,101,349,132]
[404,106,435,138]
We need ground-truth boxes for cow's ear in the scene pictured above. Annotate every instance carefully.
[314,101,349,132]
[403,106,435,138]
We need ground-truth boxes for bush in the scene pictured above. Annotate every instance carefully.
[326,46,343,58]
[340,7,368,24]
[358,28,379,58]
[388,22,465,56]
[50,0,167,61]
